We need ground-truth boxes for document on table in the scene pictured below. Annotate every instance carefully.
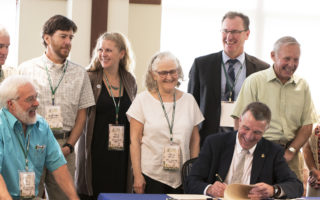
[224,183,254,200]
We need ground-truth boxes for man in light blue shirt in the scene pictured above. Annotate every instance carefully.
[0,75,79,199]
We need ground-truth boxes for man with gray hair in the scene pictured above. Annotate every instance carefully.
[232,36,318,181]
[0,25,16,82]
[0,75,79,199]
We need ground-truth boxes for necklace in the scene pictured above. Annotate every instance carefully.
[103,70,120,90]
[111,85,119,90]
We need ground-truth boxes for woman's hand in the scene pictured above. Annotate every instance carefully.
[309,169,320,189]
[133,173,146,194]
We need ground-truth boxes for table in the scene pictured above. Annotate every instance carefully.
[97,193,320,200]
[97,193,169,200]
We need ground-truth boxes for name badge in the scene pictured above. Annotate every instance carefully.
[220,101,235,127]
[108,124,125,151]
[19,171,35,198]
[162,144,181,170]
[45,105,63,130]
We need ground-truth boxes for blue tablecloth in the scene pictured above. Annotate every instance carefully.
[97,193,320,200]
[98,193,169,200]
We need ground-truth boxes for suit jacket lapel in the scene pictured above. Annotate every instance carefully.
[217,132,236,181]
[212,51,223,102]
[245,53,255,76]
[250,139,267,183]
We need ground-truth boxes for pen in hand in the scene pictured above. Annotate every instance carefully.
[215,173,223,182]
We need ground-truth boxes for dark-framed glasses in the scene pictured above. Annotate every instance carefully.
[221,29,247,35]
[156,69,178,78]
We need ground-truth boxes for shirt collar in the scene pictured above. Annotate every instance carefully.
[266,66,297,85]
[1,108,40,131]
[41,53,68,70]
[235,132,257,155]
[222,51,245,66]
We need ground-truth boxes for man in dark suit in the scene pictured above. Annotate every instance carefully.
[186,102,303,199]
[188,11,269,146]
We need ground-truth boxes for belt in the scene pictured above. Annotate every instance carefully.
[54,131,71,140]
[270,140,293,149]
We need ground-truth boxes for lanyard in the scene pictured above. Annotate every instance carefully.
[222,61,243,102]
[156,88,176,143]
[103,72,122,124]
[3,111,31,171]
[45,61,68,105]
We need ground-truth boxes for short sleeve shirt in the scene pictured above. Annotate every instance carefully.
[126,91,204,188]
[0,108,66,197]
[232,67,318,141]
[18,54,95,131]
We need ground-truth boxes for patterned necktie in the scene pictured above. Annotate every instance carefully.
[231,149,248,184]
[225,59,238,101]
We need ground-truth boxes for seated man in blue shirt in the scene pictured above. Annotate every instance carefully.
[186,102,303,199]
[0,75,79,200]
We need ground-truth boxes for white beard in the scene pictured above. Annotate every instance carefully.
[13,101,37,125]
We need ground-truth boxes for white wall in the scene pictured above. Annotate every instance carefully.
[17,0,162,92]
[108,0,129,36]
[18,0,92,67]
[67,0,92,67]
[128,3,162,92]
[18,0,67,64]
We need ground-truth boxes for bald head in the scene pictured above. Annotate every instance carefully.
[0,25,9,37]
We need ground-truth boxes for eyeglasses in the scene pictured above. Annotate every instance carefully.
[24,94,39,104]
[155,69,178,78]
[221,29,248,35]
[0,44,9,49]
[13,93,39,104]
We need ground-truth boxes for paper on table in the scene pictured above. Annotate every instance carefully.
[167,194,214,199]
[224,184,254,200]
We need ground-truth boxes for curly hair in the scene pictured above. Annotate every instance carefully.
[145,51,184,92]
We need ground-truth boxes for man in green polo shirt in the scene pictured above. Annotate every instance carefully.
[232,36,318,182]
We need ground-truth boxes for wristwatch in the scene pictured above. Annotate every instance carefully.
[288,146,297,153]
[63,143,74,153]
[273,185,281,198]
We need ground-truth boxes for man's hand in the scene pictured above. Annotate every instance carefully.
[284,149,295,162]
[248,183,274,199]
[206,181,227,197]
[61,146,70,157]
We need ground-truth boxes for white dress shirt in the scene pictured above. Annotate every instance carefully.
[204,132,256,195]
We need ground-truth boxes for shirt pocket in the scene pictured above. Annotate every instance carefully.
[29,144,46,169]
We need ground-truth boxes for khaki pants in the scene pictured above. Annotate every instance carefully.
[288,151,304,182]
[37,138,76,200]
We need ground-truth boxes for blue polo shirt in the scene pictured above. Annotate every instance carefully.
[0,108,66,198]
